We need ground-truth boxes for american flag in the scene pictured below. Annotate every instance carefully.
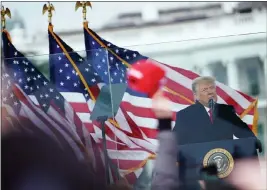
[82,25,159,148]
[1,66,26,133]
[2,30,95,162]
[1,66,48,136]
[48,25,156,184]
[83,23,258,178]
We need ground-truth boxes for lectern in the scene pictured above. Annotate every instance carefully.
[177,137,259,188]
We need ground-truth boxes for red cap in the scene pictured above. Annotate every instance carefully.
[127,59,166,97]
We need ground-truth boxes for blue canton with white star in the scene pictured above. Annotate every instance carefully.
[1,67,22,115]
[84,28,147,84]
[84,27,149,97]
[2,31,65,113]
[49,31,103,101]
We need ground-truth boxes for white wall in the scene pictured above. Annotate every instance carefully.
[15,9,267,125]
[16,10,266,60]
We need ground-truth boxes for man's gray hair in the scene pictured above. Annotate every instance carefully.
[192,76,216,93]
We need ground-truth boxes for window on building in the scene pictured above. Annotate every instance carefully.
[236,57,265,98]
[246,66,260,96]
[208,61,228,85]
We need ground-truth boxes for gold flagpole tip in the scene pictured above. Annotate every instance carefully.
[1,5,12,30]
[75,1,92,22]
[42,2,55,24]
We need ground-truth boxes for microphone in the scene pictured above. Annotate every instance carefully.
[200,164,218,177]
[208,99,214,110]
[208,99,214,122]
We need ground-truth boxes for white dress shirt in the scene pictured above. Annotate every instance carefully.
[204,106,211,117]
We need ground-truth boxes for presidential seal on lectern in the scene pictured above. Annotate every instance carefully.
[203,148,234,178]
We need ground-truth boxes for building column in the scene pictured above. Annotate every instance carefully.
[226,60,239,90]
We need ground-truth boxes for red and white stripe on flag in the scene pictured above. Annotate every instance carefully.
[55,61,258,182]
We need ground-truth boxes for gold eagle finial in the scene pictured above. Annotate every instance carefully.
[42,2,55,24]
[1,5,11,30]
[75,1,92,22]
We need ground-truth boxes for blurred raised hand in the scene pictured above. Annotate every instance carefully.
[227,158,266,190]
[151,90,173,119]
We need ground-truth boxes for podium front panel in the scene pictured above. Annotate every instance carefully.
[177,137,258,180]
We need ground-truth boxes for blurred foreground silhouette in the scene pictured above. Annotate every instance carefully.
[1,121,107,190]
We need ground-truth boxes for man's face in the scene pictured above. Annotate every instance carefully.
[195,81,217,106]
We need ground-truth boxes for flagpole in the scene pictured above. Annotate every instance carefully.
[42,2,55,24]
[1,5,12,127]
[75,1,92,23]
[75,1,117,185]
[42,2,99,169]
[1,5,11,30]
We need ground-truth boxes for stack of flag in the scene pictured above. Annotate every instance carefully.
[1,20,258,185]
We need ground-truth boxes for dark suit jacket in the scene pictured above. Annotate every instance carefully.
[173,101,261,189]
[173,101,256,145]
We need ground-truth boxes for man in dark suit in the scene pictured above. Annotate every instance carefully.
[173,76,262,189]
[173,76,260,146]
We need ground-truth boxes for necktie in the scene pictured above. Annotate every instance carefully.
[209,109,213,123]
